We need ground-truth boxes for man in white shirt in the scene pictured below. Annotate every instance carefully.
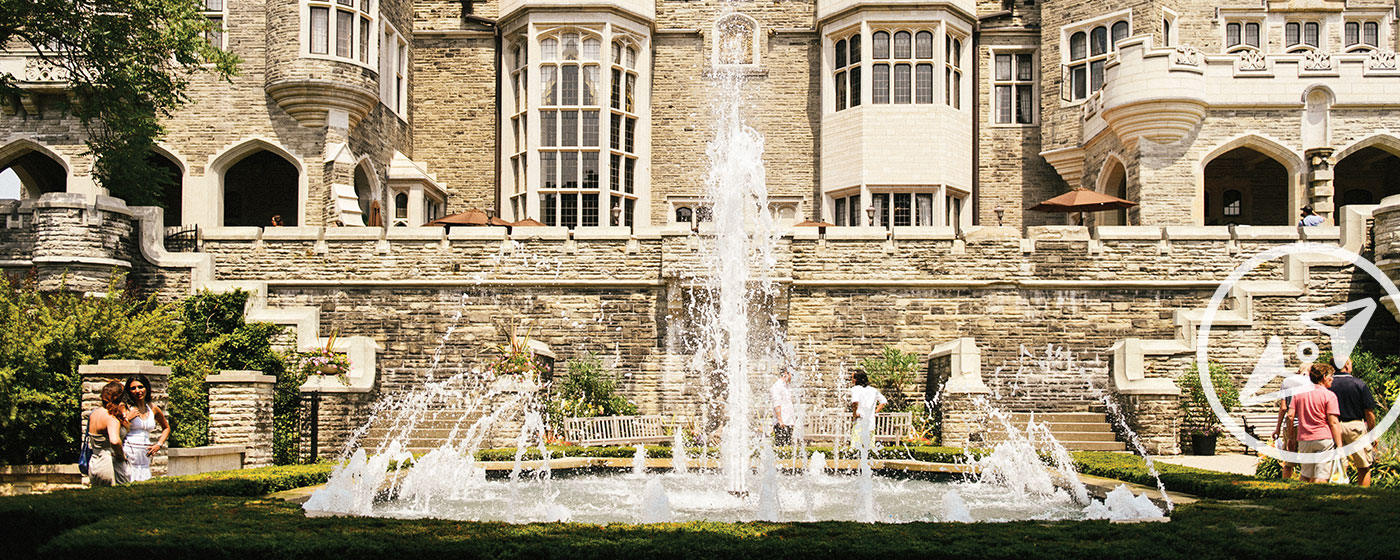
[771,367,795,446]
[849,370,888,450]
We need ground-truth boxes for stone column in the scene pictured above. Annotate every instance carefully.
[1305,147,1335,225]
[78,360,171,475]
[208,370,277,468]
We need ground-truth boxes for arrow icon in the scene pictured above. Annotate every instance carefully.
[1300,299,1376,368]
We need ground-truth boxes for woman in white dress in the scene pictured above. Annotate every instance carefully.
[121,374,170,482]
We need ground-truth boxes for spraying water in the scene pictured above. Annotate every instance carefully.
[699,8,784,496]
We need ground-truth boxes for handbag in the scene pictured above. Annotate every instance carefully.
[78,415,92,475]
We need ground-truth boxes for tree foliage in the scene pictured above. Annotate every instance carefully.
[0,273,180,464]
[0,0,239,204]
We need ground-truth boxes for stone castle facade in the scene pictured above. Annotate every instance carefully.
[4,0,1400,456]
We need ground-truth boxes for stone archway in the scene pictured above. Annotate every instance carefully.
[0,147,67,200]
[1335,146,1400,210]
[1097,158,1129,226]
[1203,147,1290,226]
[147,151,183,227]
[224,150,299,226]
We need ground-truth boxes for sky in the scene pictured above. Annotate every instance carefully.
[0,168,19,199]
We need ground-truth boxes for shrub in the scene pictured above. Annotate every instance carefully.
[859,345,921,410]
[545,353,637,434]
[167,290,302,464]
[0,273,180,464]
[1176,361,1239,437]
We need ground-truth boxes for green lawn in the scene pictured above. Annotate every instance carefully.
[1,450,1395,559]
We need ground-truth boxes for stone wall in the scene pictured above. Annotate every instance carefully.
[208,371,278,468]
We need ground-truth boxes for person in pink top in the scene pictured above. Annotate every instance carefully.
[1292,363,1345,483]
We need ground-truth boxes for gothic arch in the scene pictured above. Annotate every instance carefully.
[210,138,305,227]
[1095,154,1130,226]
[1333,133,1400,163]
[1200,134,1300,226]
[0,138,70,199]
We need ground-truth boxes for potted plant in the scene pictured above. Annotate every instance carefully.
[1177,361,1240,455]
[293,332,351,385]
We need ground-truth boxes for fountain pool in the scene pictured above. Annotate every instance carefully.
[355,470,1090,524]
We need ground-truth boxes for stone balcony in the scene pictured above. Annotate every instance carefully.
[499,0,655,22]
[1080,36,1400,148]
[0,51,70,116]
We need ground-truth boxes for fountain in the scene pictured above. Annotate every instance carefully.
[301,9,1169,525]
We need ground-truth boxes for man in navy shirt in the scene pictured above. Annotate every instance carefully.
[1330,359,1379,486]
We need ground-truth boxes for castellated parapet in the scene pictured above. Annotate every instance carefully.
[7,192,1400,455]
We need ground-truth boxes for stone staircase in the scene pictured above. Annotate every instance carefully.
[977,412,1126,452]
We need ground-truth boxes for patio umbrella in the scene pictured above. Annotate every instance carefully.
[511,218,547,227]
[1028,188,1136,213]
[487,216,513,227]
[428,209,490,227]
[793,219,837,234]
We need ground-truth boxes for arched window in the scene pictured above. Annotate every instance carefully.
[540,30,603,228]
[1223,189,1242,217]
[395,192,408,219]
[1065,18,1129,100]
[224,151,298,227]
[1286,21,1321,50]
[945,34,962,108]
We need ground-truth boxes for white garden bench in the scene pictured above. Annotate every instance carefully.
[801,411,913,443]
[564,415,674,446]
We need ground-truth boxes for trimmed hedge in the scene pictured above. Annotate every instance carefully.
[7,451,1400,559]
[471,444,975,464]
[1072,451,1301,500]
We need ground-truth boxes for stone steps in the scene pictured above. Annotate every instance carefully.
[980,412,1126,452]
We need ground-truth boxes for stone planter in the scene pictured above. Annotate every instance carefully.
[1189,433,1218,456]
[166,445,246,476]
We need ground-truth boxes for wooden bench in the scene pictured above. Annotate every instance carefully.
[1241,411,1284,455]
[802,411,913,443]
[564,415,674,447]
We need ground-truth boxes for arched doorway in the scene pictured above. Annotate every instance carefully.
[147,152,183,227]
[224,150,298,226]
[1203,147,1290,225]
[353,163,379,226]
[0,148,67,200]
[1097,159,1129,226]
[1334,146,1400,210]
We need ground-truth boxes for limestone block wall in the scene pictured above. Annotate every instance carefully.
[650,1,821,224]
[208,371,277,468]
[29,194,137,292]
[0,199,35,271]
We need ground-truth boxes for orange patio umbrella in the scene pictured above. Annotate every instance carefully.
[1028,188,1136,213]
[427,209,490,227]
